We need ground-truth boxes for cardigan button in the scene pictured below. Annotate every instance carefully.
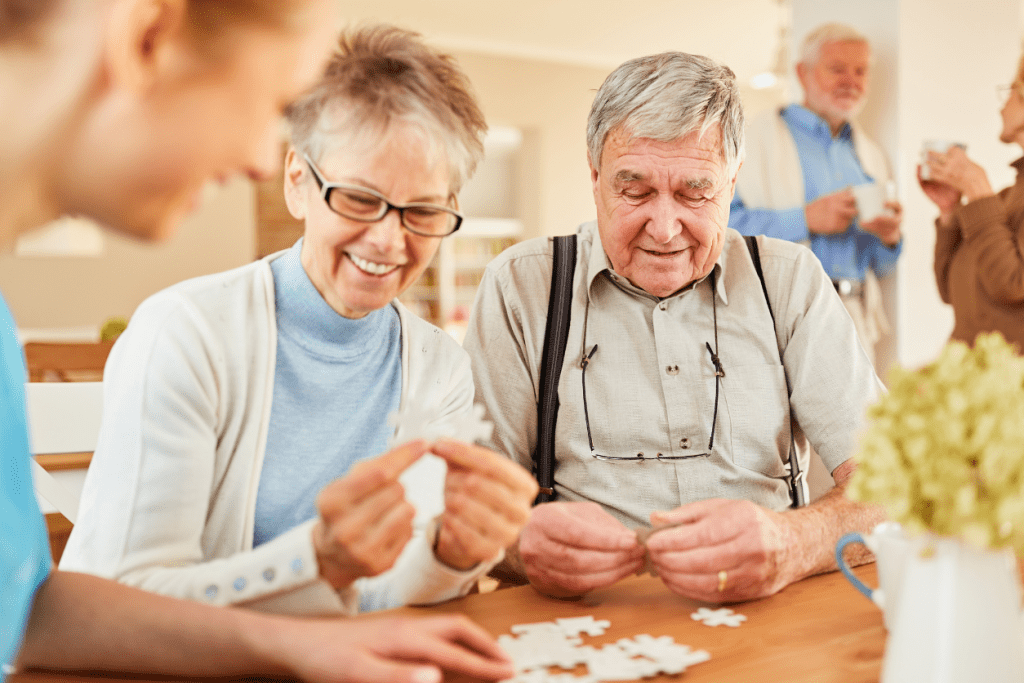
[263,568,276,582]
[291,558,304,574]
[233,577,247,592]
[204,585,219,600]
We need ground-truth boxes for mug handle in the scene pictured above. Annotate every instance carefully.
[835,532,878,603]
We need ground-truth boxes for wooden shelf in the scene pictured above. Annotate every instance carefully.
[35,452,93,472]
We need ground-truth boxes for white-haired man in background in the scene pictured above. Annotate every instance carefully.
[730,23,903,366]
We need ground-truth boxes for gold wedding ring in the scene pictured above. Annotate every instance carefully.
[717,570,728,593]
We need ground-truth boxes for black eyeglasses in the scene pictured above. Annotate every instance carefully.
[303,154,463,237]
[581,270,725,461]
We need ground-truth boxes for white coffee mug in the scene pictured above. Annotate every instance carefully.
[919,140,967,180]
[851,183,885,223]
[835,521,910,629]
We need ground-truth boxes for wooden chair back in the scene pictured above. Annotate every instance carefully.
[23,341,114,382]
[25,381,103,562]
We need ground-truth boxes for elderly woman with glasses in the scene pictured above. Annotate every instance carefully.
[919,55,1024,350]
[60,25,538,616]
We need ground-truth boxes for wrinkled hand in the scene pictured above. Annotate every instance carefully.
[924,147,993,202]
[860,201,902,246]
[313,441,427,589]
[273,614,515,683]
[519,501,645,598]
[646,499,793,603]
[430,439,538,571]
[805,189,857,236]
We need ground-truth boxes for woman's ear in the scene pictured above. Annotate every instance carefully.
[283,147,309,221]
[104,0,187,93]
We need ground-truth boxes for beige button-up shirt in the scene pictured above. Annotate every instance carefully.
[464,222,882,527]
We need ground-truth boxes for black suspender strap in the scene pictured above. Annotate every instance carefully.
[533,234,577,504]
[744,235,807,508]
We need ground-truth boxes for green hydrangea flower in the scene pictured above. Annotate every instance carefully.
[847,333,1024,552]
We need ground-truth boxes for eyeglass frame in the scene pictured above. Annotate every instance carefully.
[997,81,1024,104]
[302,153,463,237]
[580,270,725,462]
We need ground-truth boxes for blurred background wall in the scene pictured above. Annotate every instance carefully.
[4,0,1022,371]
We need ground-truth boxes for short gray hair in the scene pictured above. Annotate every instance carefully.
[586,51,744,178]
[285,25,487,194]
[799,23,869,68]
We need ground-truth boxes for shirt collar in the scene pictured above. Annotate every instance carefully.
[583,220,729,305]
[784,103,853,141]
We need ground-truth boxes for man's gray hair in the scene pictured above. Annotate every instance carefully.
[799,23,869,67]
[586,51,744,177]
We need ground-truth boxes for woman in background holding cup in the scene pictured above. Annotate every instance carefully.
[918,56,1024,350]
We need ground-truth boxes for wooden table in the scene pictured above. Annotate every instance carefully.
[12,565,886,683]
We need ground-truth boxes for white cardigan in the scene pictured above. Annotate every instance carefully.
[60,253,496,615]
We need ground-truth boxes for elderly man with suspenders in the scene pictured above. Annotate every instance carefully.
[463,50,885,603]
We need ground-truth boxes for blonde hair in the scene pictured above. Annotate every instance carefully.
[285,25,487,194]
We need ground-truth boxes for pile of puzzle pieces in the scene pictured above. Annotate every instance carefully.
[497,616,713,682]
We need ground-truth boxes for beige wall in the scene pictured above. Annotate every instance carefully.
[452,51,610,238]
[0,179,256,329]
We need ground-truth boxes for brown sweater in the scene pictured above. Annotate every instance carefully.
[934,157,1024,350]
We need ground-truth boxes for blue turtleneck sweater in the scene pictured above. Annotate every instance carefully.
[253,240,402,547]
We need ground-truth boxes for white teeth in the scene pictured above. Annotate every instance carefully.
[347,253,399,276]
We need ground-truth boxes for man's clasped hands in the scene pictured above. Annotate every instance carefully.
[517,499,799,604]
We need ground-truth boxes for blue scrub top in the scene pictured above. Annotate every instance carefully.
[0,294,52,675]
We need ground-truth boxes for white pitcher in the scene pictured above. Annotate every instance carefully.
[881,536,1024,683]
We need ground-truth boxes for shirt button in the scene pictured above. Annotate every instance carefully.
[659,303,667,311]
[680,437,690,448]
[666,365,679,375]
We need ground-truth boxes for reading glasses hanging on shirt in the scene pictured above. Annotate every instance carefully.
[581,271,726,461]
